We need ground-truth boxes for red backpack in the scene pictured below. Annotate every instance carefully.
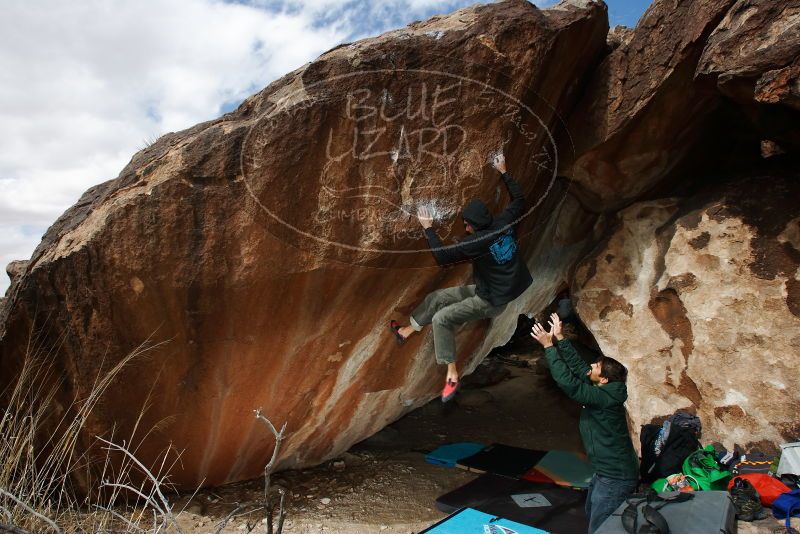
[727,474,791,506]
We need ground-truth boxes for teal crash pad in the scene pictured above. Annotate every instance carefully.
[522,450,594,489]
[420,507,550,534]
[426,442,486,467]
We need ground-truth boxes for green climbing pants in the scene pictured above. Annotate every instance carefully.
[409,285,506,365]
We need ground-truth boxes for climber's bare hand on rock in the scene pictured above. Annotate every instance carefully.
[417,206,433,229]
[492,153,507,174]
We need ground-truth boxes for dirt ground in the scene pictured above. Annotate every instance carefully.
[160,356,786,534]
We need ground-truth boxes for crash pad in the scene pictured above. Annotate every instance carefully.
[522,450,594,489]
[456,444,547,477]
[594,491,735,533]
[426,442,486,467]
[437,473,524,513]
[521,469,556,485]
[420,507,549,534]
[435,473,588,534]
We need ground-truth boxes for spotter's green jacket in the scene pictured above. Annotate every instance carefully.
[544,339,639,480]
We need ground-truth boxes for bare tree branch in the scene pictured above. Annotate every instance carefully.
[99,482,165,517]
[96,437,172,513]
[254,409,287,476]
[0,488,60,533]
[213,504,265,534]
[0,522,30,534]
[96,437,180,533]
[275,489,287,534]
[214,503,244,534]
[253,409,289,534]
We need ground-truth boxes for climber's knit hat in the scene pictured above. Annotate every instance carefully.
[462,199,493,230]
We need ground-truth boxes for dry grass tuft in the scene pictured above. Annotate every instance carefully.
[0,327,183,533]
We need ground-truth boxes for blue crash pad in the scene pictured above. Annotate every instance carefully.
[420,507,550,534]
[426,442,486,467]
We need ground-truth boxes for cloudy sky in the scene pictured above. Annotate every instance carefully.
[0,0,651,293]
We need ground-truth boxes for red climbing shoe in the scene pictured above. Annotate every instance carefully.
[441,378,460,403]
[389,320,407,346]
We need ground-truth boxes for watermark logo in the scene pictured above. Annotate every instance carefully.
[240,68,560,264]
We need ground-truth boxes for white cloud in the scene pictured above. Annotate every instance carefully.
[0,0,348,294]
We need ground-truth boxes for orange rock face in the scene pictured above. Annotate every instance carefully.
[4,0,799,492]
[0,0,608,488]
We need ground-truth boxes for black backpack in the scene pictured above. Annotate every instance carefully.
[640,423,700,483]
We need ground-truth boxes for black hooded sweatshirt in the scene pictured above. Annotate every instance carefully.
[423,172,533,306]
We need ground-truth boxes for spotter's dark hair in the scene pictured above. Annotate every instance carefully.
[599,356,628,383]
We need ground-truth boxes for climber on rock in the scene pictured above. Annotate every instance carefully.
[389,151,533,402]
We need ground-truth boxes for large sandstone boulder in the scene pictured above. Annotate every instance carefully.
[696,0,800,151]
[0,0,608,488]
[560,0,800,211]
[561,0,739,209]
[573,171,800,451]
